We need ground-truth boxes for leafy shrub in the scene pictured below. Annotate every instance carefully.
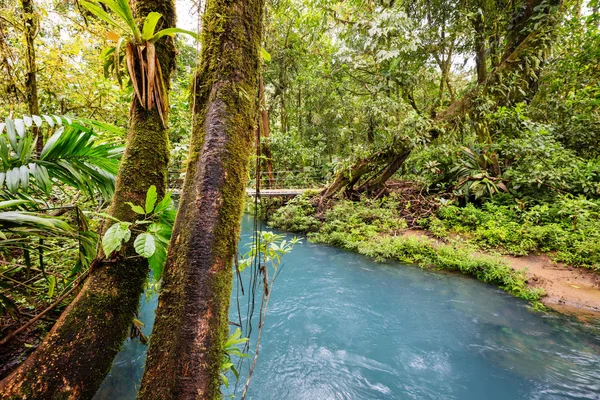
[268,194,321,233]
[429,196,600,269]
[309,197,407,248]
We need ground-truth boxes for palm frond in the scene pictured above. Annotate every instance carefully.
[0,115,124,200]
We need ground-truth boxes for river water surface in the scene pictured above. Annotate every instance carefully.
[95,215,600,399]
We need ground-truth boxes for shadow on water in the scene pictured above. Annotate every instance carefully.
[95,214,600,399]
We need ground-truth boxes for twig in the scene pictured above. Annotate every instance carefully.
[0,269,89,346]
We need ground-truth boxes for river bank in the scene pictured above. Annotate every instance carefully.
[401,229,600,318]
[266,191,600,319]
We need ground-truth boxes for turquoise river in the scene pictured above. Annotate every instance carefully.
[94,215,600,399]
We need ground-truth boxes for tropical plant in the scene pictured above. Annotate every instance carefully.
[220,328,249,388]
[79,0,198,126]
[451,144,508,200]
[98,185,176,279]
[0,115,123,200]
[0,199,97,316]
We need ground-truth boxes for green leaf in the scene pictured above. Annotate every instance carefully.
[79,0,127,32]
[6,168,20,192]
[151,27,199,42]
[134,232,156,258]
[102,222,131,256]
[261,47,271,62]
[148,240,167,279]
[47,275,56,298]
[153,191,173,214]
[0,199,31,209]
[5,118,17,150]
[221,373,229,388]
[145,185,157,214]
[42,115,55,128]
[142,12,162,41]
[14,119,25,137]
[126,202,146,214]
[147,222,171,244]
[32,115,42,127]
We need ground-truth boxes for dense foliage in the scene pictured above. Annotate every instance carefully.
[0,0,599,392]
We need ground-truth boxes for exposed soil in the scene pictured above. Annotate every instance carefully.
[400,229,600,319]
[506,254,600,317]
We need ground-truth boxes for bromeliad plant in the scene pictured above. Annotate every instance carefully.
[79,0,198,126]
[99,185,175,279]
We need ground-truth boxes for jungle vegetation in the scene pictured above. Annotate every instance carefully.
[0,0,598,398]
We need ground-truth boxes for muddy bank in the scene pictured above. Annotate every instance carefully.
[401,229,600,319]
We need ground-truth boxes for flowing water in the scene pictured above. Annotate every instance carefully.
[95,215,600,399]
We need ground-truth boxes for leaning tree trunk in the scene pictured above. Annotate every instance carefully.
[258,77,275,188]
[137,0,264,399]
[320,0,563,200]
[21,0,41,153]
[0,1,176,398]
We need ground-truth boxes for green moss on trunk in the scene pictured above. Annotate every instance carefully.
[138,1,265,399]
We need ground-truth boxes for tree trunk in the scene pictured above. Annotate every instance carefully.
[259,77,275,188]
[21,0,41,153]
[472,9,487,84]
[137,0,264,398]
[0,1,175,398]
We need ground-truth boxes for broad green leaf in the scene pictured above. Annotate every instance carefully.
[102,222,131,256]
[145,185,157,213]
[147,222,171,244]
[142,12,162,40]
[153,191,173,214]
[261,47,271,62]
[126,202,146,214]
[134,232,155,258]
[148,240,167,279]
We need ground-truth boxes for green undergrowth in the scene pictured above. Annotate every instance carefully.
[420,195,600,270]
[268,194,544,304]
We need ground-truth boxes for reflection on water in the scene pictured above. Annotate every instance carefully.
[95,215,600,399]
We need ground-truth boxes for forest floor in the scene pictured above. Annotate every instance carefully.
[400,229,600,320]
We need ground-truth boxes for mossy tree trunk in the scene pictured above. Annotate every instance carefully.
[21,0,41,153]
[0,1,176,398]
[258,77,275,188]
[138,1,264,398]
[321,0,563,200]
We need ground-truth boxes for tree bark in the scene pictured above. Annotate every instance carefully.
[472,9,487,84]
[0,1,175,398]
[137,0,264,399]
[259,77,275,188]
[21,0,41,153]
